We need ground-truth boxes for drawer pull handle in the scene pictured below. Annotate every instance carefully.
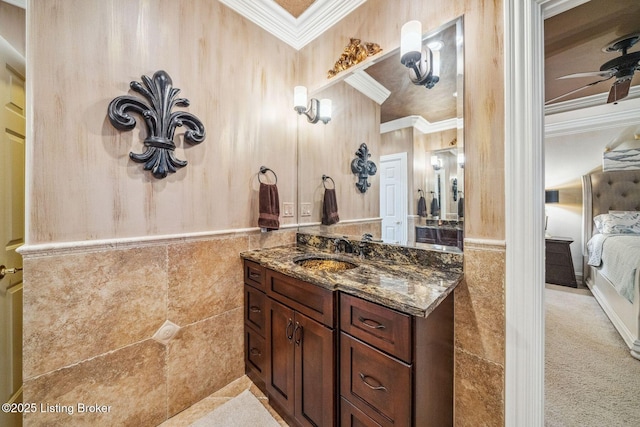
[359,373,387,391]
[249,347,261,356]
[286,319,294,341]
[249,271,261,280]
[249,305,261,313]
[358,316,386,330]
[294,322,303,346]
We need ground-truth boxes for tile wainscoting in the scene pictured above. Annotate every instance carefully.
[20,228,296,426]
[20,229,505,426]
[455,239,506,426]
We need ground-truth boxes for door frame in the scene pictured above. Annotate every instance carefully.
[504,0,590,424]
[379,152,408,246]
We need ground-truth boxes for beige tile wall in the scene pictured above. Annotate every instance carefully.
[22,230,296,426]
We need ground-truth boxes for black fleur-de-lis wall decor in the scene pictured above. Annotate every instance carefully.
[351,143,377,193]
[108,70,206,179]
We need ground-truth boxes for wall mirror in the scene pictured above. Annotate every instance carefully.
[297,16,464,252]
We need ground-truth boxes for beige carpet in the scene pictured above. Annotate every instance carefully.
[189,390,281,427]
[545,285,640,426]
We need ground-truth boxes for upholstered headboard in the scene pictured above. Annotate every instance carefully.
[582,170,640,276]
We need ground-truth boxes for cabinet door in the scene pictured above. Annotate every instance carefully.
[294,311,335,427]
[266,298,295,415]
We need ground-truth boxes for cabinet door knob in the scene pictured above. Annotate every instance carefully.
[249,347,261,356]
[358,316,386,330]
[359,372,387,391]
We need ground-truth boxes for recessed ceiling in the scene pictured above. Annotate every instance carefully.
[544,0,640,107]
[219,0,366,50]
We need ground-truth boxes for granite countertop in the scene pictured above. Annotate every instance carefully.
[241,243,462,318]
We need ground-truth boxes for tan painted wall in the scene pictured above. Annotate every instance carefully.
[0,1,25,56]
[27,0,298,244]
[298,81,380,225]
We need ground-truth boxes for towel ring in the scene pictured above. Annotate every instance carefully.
[322,175,335,190]
[258,166,278,184]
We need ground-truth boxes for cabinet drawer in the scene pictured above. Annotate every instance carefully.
[545,252,571,268]
[244,260,265,291]
[340,397,384,427]
[245,284,266,336]
[266,269,335,328]
[340,333,411,427]
[245,326,266,385]
[340,293,412,363]
[415,227,437,244]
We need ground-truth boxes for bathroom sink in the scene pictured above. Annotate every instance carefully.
[294,256,358,273]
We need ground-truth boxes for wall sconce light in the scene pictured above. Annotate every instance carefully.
[431,155,442,171]
[457,152,465,168]
[400,20,442,89]
[294,86,332,124]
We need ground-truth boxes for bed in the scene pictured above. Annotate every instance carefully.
[582,170,640,360]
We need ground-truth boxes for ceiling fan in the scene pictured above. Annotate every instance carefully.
[547,33,640,105]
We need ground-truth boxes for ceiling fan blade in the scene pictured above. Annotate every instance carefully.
[607,78,632,103]
[557,70,615,79]
[545,76,614,105]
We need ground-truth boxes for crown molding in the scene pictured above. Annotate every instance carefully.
[380,115,459,135]
[219,0,366,50]
[545,95,640,137]
[345,70,390,104]
[544,85,640,115]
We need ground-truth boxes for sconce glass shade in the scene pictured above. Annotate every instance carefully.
[319,98,332,123]
[294,86,307,112]
[427,41,443,78]
[431,155,442,170]
[545,190,559,203]
[401,20,422,63]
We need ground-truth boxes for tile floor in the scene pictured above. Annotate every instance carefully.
[159,376,288,426]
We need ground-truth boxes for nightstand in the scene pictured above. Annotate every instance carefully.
[545,236,577,287]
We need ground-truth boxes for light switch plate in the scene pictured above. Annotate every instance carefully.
[301,203,311,217]
[283,202,294,217]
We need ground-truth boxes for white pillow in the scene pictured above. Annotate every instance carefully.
[594,212,640,235]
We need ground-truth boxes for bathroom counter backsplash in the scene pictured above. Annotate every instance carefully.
[240,233,463,317]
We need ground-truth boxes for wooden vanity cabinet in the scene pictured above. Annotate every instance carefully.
[243,260,267,392]
[339,292,454,427]
[265,269,336,427]
[243,259,454,427]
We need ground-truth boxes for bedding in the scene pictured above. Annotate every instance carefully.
[593,211,640,234]
[587,234,640,303]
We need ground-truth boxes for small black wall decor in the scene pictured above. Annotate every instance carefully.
[108,70,206,179]
[351,143,377,193]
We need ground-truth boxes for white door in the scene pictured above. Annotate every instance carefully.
[0,36,25,427]
[380,153,407,245]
